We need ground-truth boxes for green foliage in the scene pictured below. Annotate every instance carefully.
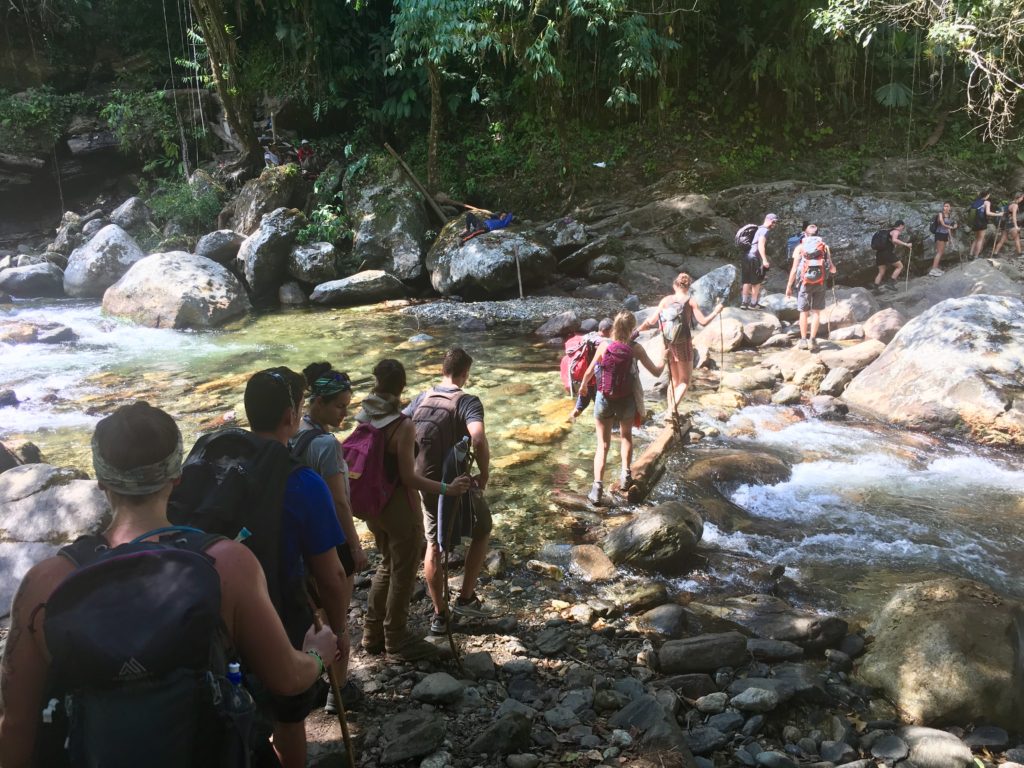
[0,88,91,155]
[144,178,224,237]
[298,199,352,246]
[100,90,182,172]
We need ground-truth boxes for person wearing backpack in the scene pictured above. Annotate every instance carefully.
[565,317,612,421]
[355,358,471,660]
[578,311,665,505]
[243,368,351,768]
[292,362,365,713]
[0,402,340,768]
[928,202,958,276]
[404,348,492,636]
[740,213,777,310]
[871,220,912,291]
[968,191,1003,259]
[786,234,837,351]
[993,191,1023,257]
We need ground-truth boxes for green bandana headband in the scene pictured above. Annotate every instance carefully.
[310,371,352,399]
[92,433,183,495]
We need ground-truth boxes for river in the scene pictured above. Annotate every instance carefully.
[3,299,1022,619]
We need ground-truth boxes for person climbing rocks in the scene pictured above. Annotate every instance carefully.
[405,348,492,635]
[968,191,1003,259]
[993,192,1023,257]
[579,311,665,505]
[568,317,613,421]
[741,213,776,309]
[928,202,958,276]
[786,232,836,351]
[636,273,723,414]
[872,220,912,291]
[356,359,471,661]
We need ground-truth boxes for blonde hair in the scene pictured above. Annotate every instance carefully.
[611,310,636,342]
[673,272,692,290]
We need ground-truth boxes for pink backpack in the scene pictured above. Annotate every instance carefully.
[341,416,404,520]
[597,341,633,399]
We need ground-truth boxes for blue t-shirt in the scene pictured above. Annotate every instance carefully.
[280,466,346,585]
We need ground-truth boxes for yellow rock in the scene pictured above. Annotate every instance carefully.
[550,599,571,611]
[699,390,748,410]
[195,372,252,394]
[492,449,544,469]
[506,422,570,445]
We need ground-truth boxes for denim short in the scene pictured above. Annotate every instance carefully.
[594,392,636,423]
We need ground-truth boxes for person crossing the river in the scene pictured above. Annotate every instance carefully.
[579,311,665,505]
[786,230,837,352]
[741,213,777,309]
[636,273,723,415]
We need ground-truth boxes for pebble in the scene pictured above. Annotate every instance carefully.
[534,626,570,656]
[742,715,766,737]
[731,686,781,713]
[695,691,729,714]
[755,750,798,768]
[871,733,909,761]
[797,737,818,756]
[683,726,729,755]
[411,673,464,705]
[543,704,579,730]
[462,651,496,680]
[964,726,1009,751]
[501,659,536,676]
[820,740,858,764]
[782,725,802,744]
[496,698,536,720]
[707,711,745,734]
[419,750,451,768]
[608,729,633,747]
[505,754,540,768]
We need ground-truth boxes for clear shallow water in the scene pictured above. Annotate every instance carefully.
[4,301,1023,615]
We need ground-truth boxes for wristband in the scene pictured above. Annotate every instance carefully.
[307,648,325,676]
[441,481,447,495]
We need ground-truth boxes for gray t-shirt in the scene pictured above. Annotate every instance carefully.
[748,225,770,259]
[294,423,349,490]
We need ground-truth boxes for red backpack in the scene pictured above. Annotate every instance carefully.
[596,341,633,399]
[560,334,598,394]
[342,416,404,520]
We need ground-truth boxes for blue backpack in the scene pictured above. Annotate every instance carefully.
[786,233,804,258]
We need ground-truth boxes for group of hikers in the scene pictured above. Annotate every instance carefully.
[0,349,491,768]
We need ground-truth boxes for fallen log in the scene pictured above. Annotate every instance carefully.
[384,142,449,225]
[627,418,689,503]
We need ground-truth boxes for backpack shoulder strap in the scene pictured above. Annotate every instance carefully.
[58,535,112,569]
[291,425,328,460]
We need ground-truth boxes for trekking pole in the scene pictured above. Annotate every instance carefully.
[718,311,725,371]
[305,590,356,768]
[440,446,474,672]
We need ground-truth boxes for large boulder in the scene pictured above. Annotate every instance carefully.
[818,339,886,374]
[857,578,1024,729]
[343,159,429,282]
[103,252,250,329]
[862,307,906,343]
[63,225,146,298]
[195,229,245,264]
[109,196,152,232]
[236,207,305,306]
[844,295,1024,445]
[224,164,308,235]
[288,242,338,284]
[310,270,406,306]
[819,287,878,331]
[895,260,1020,318]
[690,264,739,314]
[0,262,65,298]
[693,311,745,354]
[0,464,111,613]
[427,218,556,298]
[604,500,703,573]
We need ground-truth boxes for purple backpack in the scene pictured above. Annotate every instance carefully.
[342,416,404,520]
[597,341,633,399]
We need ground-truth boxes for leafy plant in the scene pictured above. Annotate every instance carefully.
[144,178,224,237]
[100,90,181,172]
[0,88,91,156]
[298,198,352,246]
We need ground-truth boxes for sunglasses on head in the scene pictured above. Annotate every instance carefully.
[261,368,298,414]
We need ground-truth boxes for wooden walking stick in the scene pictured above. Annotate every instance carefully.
[306,590,356,768]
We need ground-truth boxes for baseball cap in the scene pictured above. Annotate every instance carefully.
[766,213,778,222]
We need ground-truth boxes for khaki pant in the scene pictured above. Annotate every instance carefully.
[364,484,425,651]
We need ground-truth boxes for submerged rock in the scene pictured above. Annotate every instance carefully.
[603,500,703,573]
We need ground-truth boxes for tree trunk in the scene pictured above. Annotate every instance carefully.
[427,61,442,193]
[190,0,260,172]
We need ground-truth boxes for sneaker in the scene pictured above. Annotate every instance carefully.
[619,470,634,488]
[387,637,440,662]
[587,481,603,505]
[808,339,819,352]
[739,302,750,311]
[929,268,944,277]
[750,302,766,310]
[883,282,899,292]
[361,636,384,655]
[795,338,807,350]
[325,680,363,714]
[429,611,450,635]
[453,593,494,619]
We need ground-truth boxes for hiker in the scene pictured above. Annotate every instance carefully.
[291,362,365,711]
[579,311,665,505]
[405,348,493,635]
[785,233,837,351]
[928,202,958,276]
[787,221,815,259]
[993,192,1023,257]
[356,359,471,661]
[566,317,613,421]
[0,402,339,768]
[871,220,912,291]
[296,139,315,170]
[968,191,1003,259]
[636,273,724,413]
[462,211,514,243]
[244,368,351,768]
[741,213,776,309]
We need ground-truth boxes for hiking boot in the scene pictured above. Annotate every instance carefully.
[750,302,766,310]
[808,339,819,352]
[361,636,385,655]
[429,611,450,636]
[929,268,944,277]
[739,302,750,311]
[453,593,494,620]
[587,481,603,505]
[387,637,440,662]
[325,680,363,714]
[619,470,634,489]
[795,338,807,350]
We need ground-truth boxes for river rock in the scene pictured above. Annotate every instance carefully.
[731,686,780,713]
[722,366,778,392]
[48,211,83,256]
[468,713,532,755]
[819,287,878,330]
[288,241,338,284]
[587,252,624,281]
[792,357,828,388]
[344,161,428,281]
[535,310,579,339]
[683,451,791,490]
[0,262,65,298]
[897,726,973,768]
[695,692,729,714]
[898,259,1020,317]
[568,544,616,582]
[844,295,1024,445]
[691,264,739,313]
[820,741,858,764]
[0,442,21,472]
[603,500,703,573]
[862,307,905,343]
[684,726,730,756]
[380,710,446,764]
[462,651,496,681]
[310,270,407,306]
[226,164,307,235]
[235,207,304,305]
[411,672,464,705]
[772,384,802,405]
[689,594,847,651]
[618,581,668,613]
[818,339,886,374]
[693,310,746,353]
[110,196,152,231]
[857,577,1024,729]
[103,252,250,329]
[818,366,853,396]
[747,638,804,662]
[636,604,690,638]
[829,323,864,341]
[278,281,306,305]
[538,216,588,258]
[727,677,797,705]
[659,631,748,673]
[759,292,799,322]
[871,733,909,761]
[64,224,146,298]
[195,229,245,264]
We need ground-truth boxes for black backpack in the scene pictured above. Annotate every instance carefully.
[735,223,759,251]
[870,228,891,251]
[168,429,304,626]
[39,527,258,768]
[929,215,940,235]
[289,424,328,462]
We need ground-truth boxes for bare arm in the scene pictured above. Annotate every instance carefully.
[758,236,769,266]
[467,420,490,491]
[323,472,367,572]
[394,420,470,496]
[306,548,351,668]
[632,342,664,376]
[689,298,723,327]
[636,297,669,332]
